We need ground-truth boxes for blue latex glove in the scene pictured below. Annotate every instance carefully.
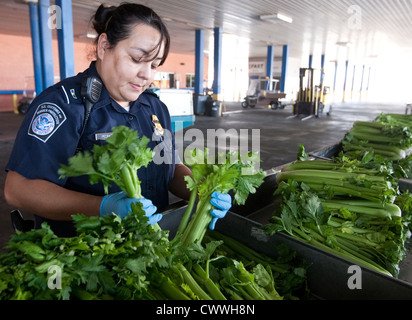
[100,191,162,225]
[209,191,232,230]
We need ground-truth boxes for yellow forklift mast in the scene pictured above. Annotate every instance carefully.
[293,67,331,120]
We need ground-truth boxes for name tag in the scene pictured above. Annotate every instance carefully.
[95,132,112,141]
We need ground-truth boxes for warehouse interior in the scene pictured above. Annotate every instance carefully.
[1,0,412,107]
[1,0,412,301]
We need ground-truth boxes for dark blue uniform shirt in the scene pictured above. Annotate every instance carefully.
[6,62,178,237]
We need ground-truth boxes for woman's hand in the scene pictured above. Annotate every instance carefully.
[100,191,162,225]
[209,191,232,230]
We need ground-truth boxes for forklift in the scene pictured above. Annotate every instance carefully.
[291,67,331,120]
[241,77,286,110]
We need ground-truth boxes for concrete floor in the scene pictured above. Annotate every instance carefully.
[0,101,406,249]
[183,100,405,170]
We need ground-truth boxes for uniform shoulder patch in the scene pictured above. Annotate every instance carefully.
[28,102,67,143]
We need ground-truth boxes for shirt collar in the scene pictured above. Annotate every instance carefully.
[85,61,152,111]
[134,92,153,108]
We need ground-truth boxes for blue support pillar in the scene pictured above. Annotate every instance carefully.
[360,65,365,100]
[194,29,204,95]
[351,65,356,100]
[280,45,289,93]
[213,27,222,101]
[56,0,75,80]
[320,54,325,84]
[266,46,274,90]
[28,2,44,95]
[366,67,371,99]
[38,0,55,89]
[343,60,349,102]
[193,29,205,115]
[333,61,338,97]
[309,55,313,68]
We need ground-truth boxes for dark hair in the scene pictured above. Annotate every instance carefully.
[92,3,170,66]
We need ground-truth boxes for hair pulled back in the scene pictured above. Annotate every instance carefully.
[92,3,170,65]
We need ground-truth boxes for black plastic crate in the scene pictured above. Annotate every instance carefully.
[159,206,412,300]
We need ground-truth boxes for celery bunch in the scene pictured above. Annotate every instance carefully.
[342,115,412,161]
[58,125,153,199]
[267,145,412,277]
[175,148,266,246]
[1,126,308,300]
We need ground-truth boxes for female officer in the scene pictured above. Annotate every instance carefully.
[4,3,231,237]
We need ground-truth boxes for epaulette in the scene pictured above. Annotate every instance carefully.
[58,78,83,105]
[143,88,160,99]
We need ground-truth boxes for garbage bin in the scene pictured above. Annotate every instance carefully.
[205,95,220,117]
[204,95,212,116]
[193,94,208,115]
[210,100,221,117]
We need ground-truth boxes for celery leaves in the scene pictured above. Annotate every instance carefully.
[177,148,266,246]
[59,126,154,199]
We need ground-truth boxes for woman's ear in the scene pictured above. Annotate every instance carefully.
[96,33,109,60]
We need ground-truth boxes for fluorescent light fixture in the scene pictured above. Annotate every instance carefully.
[276,13,293,23]
[77,33,98,39]
[86,33,98,39]
[260,13,293,24]
[336,41,352,47]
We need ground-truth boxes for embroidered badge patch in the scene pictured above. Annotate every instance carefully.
[28,103,67,143]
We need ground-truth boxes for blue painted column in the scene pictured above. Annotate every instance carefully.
[266,46,274,90]
[320,54,325,84]
[351,65,356,100]
[56,0,75,80]
[38,0,55,89]
[343,60,349,102]
[366,67,371,99]
[28,2,44,95]
[333,61,338,97]
[194,29,204,95]
[309,55,313,68]
[213,27,222,101]
[280,45,289,93]
[359,65,365,100]
[193,29,205,114]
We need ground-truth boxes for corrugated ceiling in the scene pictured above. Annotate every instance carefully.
[1,0,412,65]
